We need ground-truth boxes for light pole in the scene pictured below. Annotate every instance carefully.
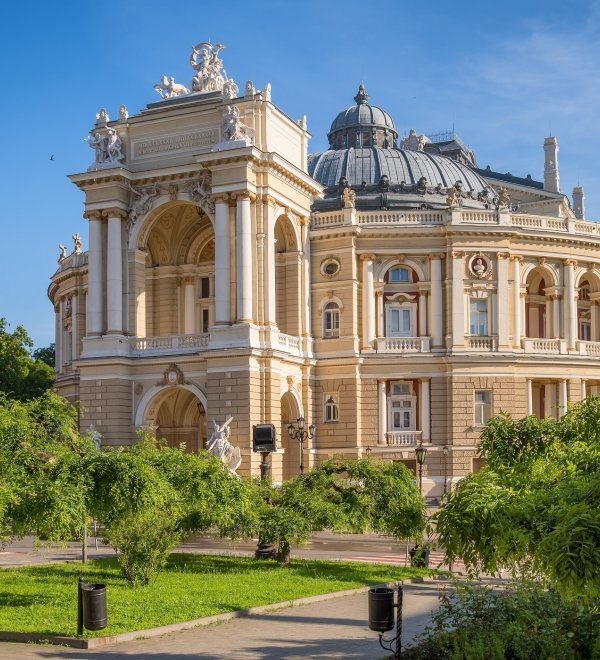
[443,445,449,496]
[414,441,428,496]
[287,416,315,474]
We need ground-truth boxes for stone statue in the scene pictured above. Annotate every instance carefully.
[222,79,239,100]
[86,126,124,170]
[190,42,227,93]
[127,182,161,223]
[154,75,190,99]
[473,258,486,275]
[416,176,428,195]
[87,424,102,449]
[221,105,254,142]
[72,233,82,254]
[342,186,356,208]
[187,172,214,216]
[496,187,510,210]
[446,186,459,208]
[245,80,256,96]
[118,104,129,121]
[378,175,390,192]
[96,108,109,123]
[206,417,241,474]
[400,128,430,152]
[58,244,68,262]
[263,82,271,101]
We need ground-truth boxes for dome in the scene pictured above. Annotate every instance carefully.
[310,87,496,212]
[327,85,398,150]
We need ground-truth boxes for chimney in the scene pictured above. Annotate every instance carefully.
[543,136,559,192]
[573,186,585,220]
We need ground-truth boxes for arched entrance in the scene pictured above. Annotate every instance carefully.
[280,390,301,480]
[136,385,207,452]
[274,215,301,336]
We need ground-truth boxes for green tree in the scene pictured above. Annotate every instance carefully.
[435,397,600,598]
[32,344,55,368]
[257,458,424,564]
[0,319,54,400]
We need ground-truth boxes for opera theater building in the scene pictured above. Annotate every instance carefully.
[49,43,598,495]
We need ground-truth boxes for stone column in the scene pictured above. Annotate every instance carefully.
[104,208,126,334]
[183,276,196,334]
[86,210,104,336]
[264,199,277,327]
[581,379,587,400]
[361,255,375,349]
[71,294,78,361]
[451,252,465,347]
[300,217,311,336]
[214,195,231,324]
[235,192,254,323]
[378,380,387,445]
[564,259,577,349]
[559,379,568,417]
[526,378,533,415]
[430,255,443,348]
[418,291,427,337]
[54,303,61,371]
[512,256,522,348]
[376,291,384,338]
[497,253,509,347]
[420,378,430,442]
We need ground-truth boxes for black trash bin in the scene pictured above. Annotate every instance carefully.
[82,583,107,630]
[368,587,394,632]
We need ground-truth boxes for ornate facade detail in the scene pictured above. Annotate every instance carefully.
[187,171,215,216]
[72,233,82,254]
[496,186,510,210]
[86,126,124,170]
[154,75,190,99]
[118,105,129,121]
[446,186,459,209]
[126,182,161,225]
[468,254,492,279]
[221,105,254,143]
[161,363,184,387]
[342,185,356,208]
[400,128,430,152]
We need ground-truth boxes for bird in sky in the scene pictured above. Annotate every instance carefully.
[50,155,54,161]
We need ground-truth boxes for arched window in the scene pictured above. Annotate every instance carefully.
[323,302,340,338]
[324,395,339,423]
[389,267,411,283]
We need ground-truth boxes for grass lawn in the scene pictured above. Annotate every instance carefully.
[0,554,432,638]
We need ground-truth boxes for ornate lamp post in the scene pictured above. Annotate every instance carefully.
[287,416,315,474]
[414,442,428,496]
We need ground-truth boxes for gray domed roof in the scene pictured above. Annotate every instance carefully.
[327,85,398,150]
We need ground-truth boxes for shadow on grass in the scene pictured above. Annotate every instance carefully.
[0,593,54,607]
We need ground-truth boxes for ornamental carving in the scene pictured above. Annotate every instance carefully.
[468,254,493,280]
[161,364,184,387]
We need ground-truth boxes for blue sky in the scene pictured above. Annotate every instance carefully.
[2,0,600,347]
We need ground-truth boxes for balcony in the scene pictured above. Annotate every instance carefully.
[129,333,210,356]
[521,338,567,354]
[376,337,431,353]
[386,431,423,446]
[576,341,600,356]
[276,332,302,357]
[467,336,497,351]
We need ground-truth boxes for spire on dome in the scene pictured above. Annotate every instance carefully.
[354,84,369,105]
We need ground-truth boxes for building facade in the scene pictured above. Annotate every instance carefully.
[49,44,600,494]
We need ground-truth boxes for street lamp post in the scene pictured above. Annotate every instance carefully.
[287,416,315,474]
[443,445,449,496]
[414,441,428,496]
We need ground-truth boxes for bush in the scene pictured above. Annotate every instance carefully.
[404,580,600,659]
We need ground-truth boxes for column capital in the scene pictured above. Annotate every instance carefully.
[360,253,375,262]
[262,194,278,209]
[510,254,524,263]
[429,253,445,261]
[418,376,431,383]
[497,251,510,260]
[102,207,128,220]
[84,210,102,221]
[298,216,310,227]
[231,190,257,202]
[450,250,465,259]
[211,193,230,204]
[182,275,196,285]
[563,258,578,267]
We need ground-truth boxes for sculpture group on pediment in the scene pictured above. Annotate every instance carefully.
[221,105,254,143]
[86,126,124,170]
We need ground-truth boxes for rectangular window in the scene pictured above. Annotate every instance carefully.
[200,277,210,299]
[390,267,410,282]
[201,308,210,333]
[470,299,488,336]
[474,390,492,426]
[388,307,412,336]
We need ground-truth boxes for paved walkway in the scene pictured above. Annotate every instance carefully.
[0,579,444,659]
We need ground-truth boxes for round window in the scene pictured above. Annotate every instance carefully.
[321,259,341,277]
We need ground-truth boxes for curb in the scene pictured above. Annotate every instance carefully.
[0,583,400,649]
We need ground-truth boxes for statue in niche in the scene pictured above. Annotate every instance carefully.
[206,417,241,474]
[221,105,254,142]
[72,233,82,254]
[58,244,68,262]
[127,182,161,223]
[154,75,190,99]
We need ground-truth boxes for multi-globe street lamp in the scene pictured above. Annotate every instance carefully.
[287,416,315,474]
[414,441,428,496]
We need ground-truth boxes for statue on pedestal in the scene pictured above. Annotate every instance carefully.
[206,417,241,474]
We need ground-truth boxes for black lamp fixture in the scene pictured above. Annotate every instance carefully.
[414,441,428,496]
[287,416,315,474]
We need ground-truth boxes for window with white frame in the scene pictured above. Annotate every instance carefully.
[474,390,492,426]
[386,299,416,337]
[388,381,416,431]
[324,395,339,422]
[323,302,340,338]
[469,298,488,336]
[389,266,411,283]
